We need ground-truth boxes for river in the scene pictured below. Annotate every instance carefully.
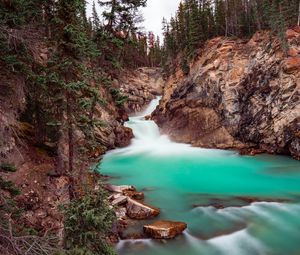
[99,97,300,255]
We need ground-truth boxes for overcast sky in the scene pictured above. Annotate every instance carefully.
[86,0,181,39]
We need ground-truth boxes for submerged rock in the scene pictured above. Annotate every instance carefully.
[126,198,160,219]
[143,220,187,239]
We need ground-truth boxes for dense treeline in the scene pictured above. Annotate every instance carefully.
[162,0,300,73]
[0,0,160,254]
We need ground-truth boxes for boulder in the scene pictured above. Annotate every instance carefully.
[114,126,133,148]
[126,198,160,219]
[104,184,136,193]
[143,220,187,239]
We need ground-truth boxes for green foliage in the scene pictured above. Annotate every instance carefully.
[62,186,116,255]
[180,58,190,75]
[0,165,23,233]
[0,180,21,196]
[0,164,20,196]
[0,163,17,172]
[109,88,128,107]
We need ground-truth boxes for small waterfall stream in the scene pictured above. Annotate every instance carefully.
[99,97,300,255]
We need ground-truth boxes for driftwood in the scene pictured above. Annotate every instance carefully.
[0,216,59,255]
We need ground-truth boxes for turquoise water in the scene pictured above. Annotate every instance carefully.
[99,98,300,255]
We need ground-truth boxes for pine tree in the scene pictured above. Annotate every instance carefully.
[188,0,202,55]
[98,0,146,33]
[177,2,187,50]
[92,1,101,30]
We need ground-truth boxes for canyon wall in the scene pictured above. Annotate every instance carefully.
[117,67,164,113]
[153,28,300,159]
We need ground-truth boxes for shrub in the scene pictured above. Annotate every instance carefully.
[62,185,116,255]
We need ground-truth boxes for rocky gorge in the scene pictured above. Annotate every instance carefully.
[152,27,300,159]
[101,28,300,244]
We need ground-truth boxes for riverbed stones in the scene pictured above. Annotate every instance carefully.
[126,198,160,219]
[143,220,187,239]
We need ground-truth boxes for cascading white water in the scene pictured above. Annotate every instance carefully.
[121,96,226,156]
[125,96,165,141]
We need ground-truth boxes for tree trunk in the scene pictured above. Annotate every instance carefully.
[66,91,76,200]
[253,0,262,30]
[298,0,300,26]
[107,0,117,32]
[66,92,74,175]
[225,0,229,36]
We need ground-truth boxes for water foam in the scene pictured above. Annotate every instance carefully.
[116,238,153,250]
[208,229,269,255]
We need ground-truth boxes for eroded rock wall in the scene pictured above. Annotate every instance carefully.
[153,28,300,159]
[117,67,164,113]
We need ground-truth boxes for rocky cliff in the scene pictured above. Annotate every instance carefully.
[153,28,300,159]
[117,67,164,113]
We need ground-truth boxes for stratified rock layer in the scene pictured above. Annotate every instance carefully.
[143,220,187,239]
[153,28,300,159]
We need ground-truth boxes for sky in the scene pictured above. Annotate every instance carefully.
[86,0,181,39]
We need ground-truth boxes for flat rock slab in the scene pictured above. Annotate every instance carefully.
[143,220,187,239]
[111,195,127,206]
[126,198,160,219]
[104,184,136,193]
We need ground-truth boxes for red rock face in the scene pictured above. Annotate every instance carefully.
[153,30,300,159]
[283,57,300,74]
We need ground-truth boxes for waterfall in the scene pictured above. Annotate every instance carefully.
[115,96,229,156]
[121,97,192,155]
